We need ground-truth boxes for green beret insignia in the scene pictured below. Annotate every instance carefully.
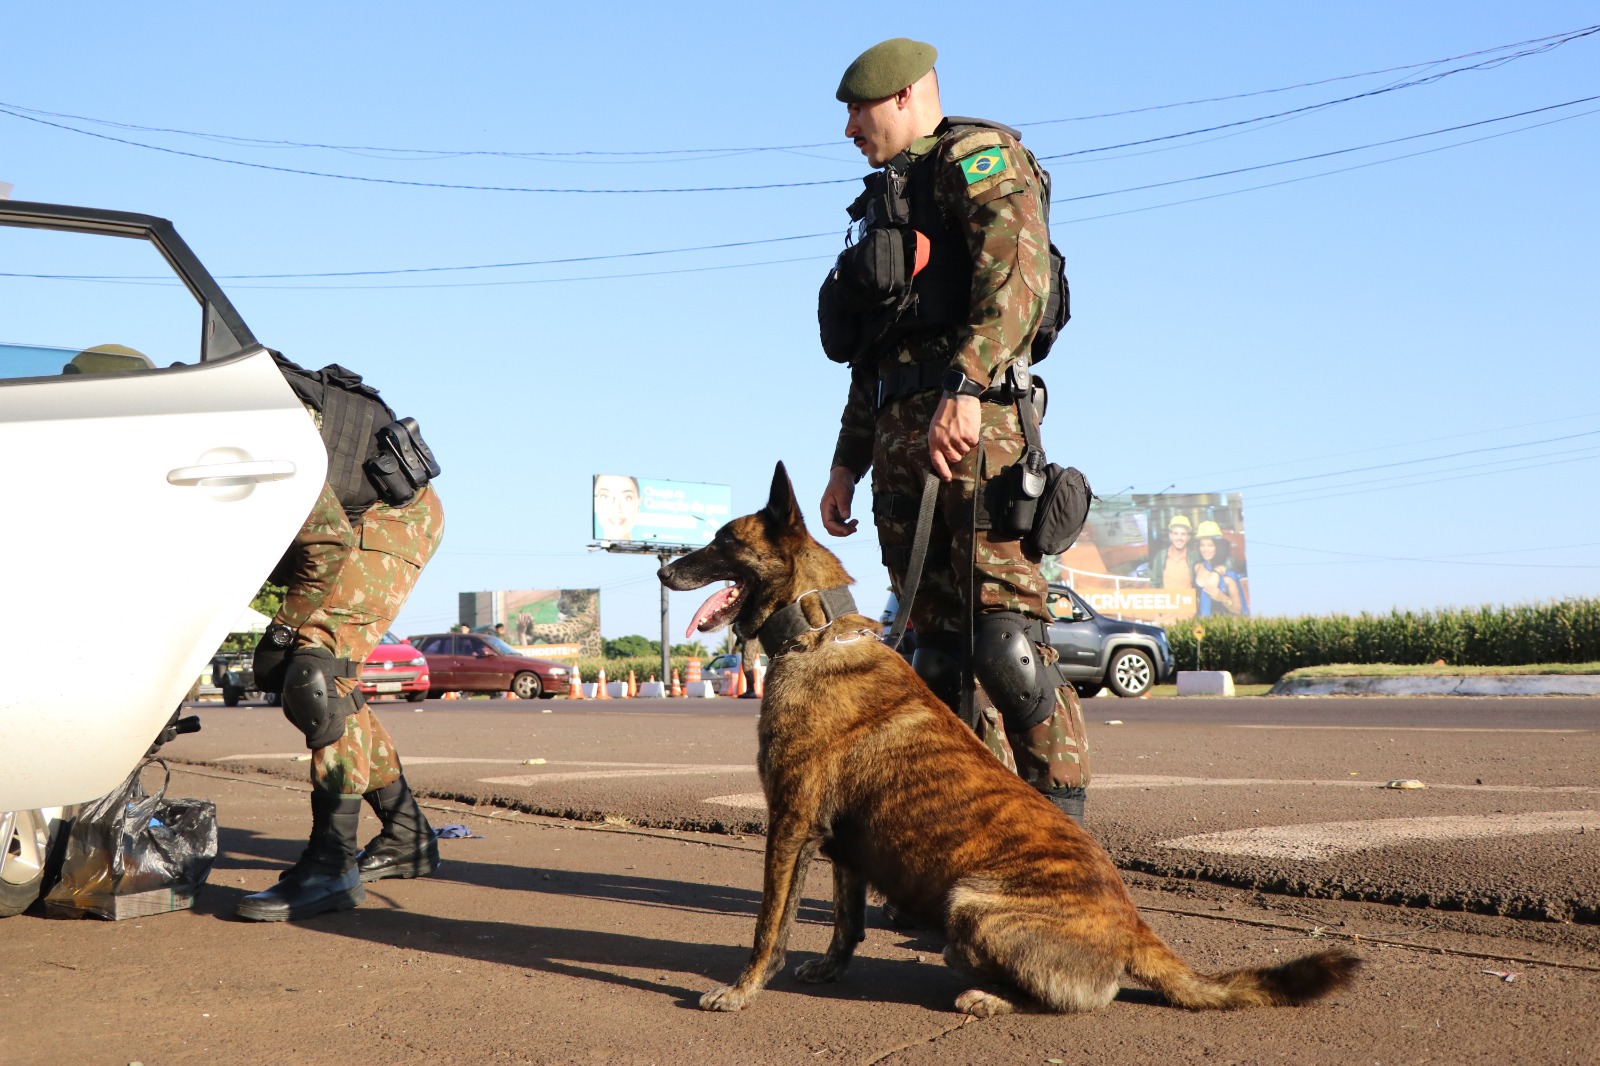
[836,38,938,103]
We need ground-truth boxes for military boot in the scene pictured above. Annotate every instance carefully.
[357,776,440,882]
[236,791,366,921]
[1049,786,1087,825]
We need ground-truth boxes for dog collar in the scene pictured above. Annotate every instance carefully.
[757,586,858,654]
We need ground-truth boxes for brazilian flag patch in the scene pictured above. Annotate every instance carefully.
[959,148,1008,185]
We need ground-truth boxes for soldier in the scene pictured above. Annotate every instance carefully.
[816,38,1090,822]
[236,359,444,922]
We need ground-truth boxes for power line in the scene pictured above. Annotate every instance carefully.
[1229,430,1600,492]
[1246,450,1600,510]
[1251,537,1600,569]
[2,23,1591,160]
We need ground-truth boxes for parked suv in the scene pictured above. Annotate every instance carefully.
[359,632,430,702]
[410,633,568,699]
[1047,584,1175,698]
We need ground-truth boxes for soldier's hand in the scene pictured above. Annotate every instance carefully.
[928,394,981,481]
[820,466,859,537]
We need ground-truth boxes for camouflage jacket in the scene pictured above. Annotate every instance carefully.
[830,122,1052,478]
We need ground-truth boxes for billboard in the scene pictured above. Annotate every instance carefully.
[458,588,601,660]
[1043,493,1248,626]
[592,474,732,548]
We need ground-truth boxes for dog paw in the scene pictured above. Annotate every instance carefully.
[699,985,751,1012]
[794,957,846,984]
[955,988,1016,1018]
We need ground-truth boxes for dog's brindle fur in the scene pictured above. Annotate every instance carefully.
[661,463,1359,1015]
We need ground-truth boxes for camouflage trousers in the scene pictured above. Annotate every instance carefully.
[274,482,445,796]
[873,389,1089,790]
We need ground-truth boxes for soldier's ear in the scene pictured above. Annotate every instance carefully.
[762,461,803,532]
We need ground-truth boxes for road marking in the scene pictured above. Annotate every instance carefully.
[705,793,766,809]
[1229,725,1586,734]
[1090,774,1600,795]
[1160,810,1600,861]
[480,764,753,785]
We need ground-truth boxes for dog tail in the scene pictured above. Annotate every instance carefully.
[1127,925,1360,1010]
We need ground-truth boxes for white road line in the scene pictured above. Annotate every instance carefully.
[705,793,766,809]
[1229,725,1586,734]
[481,765,753,785]
[1090,774,1600,795]
[1160,810,1600,861]
[216,755,746,769]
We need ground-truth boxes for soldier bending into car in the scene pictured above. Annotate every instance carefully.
[237,358,444,922]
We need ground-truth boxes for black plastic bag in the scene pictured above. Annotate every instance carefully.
[41,759,217,920]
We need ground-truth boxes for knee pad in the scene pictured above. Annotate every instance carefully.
[253,623,297,695]
[910,631,964,714]
[970,612,1058,733]
[282,645,364,750]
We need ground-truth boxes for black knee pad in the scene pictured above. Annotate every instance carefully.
[970,612,1057,733]
[910,631,964,714]
[282,645,363,750]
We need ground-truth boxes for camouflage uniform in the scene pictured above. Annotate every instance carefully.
[830,123,1090,794]
[273,481,445,796]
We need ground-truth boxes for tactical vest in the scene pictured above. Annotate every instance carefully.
[818,117,1069,367]
[273,353,397,517]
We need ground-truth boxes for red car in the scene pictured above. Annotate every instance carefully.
[408,632,569,699]
[358,632,431,703]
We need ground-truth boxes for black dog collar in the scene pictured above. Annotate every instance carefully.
[757,586,859,654]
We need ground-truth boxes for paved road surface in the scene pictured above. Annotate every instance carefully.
[4,694,1596,1064]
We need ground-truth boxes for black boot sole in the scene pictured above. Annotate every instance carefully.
[358,853,440,883]
[236,882,366,922]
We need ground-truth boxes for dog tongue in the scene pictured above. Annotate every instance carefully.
[687,585,738,638]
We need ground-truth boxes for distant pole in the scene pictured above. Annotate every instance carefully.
[657,550,672,686]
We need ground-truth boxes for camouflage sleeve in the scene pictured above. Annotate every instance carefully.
[936,129,1051,386]
[829,360,876,477]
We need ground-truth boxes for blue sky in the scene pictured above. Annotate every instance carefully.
[4,2,1597,642]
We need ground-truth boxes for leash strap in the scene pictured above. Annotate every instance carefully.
[886,471,940,651]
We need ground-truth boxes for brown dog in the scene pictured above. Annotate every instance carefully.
[660,462,1358,1016]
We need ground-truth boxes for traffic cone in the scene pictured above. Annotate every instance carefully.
[596,666,610,699]
[568,670,584,699]
[734,666,747,697]
[670,669,682,698]
[627,669,638,698]
[505,689,519,700]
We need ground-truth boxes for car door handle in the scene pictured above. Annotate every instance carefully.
[166,459,298,485]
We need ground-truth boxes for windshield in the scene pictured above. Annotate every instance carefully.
[483,635,519,656]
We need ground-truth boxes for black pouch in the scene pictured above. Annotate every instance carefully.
[363,417,441,507]
[818,268,863,364]
[1027,463,1093,555]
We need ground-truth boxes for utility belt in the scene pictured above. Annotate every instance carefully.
[875,360,1035,412]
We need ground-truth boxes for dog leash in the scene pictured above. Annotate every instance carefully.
[884,471,940,651]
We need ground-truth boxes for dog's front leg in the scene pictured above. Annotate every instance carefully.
[794,860,865,984]
[700,822,819,1012]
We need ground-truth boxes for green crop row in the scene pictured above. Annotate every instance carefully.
[1164,598,1600,681]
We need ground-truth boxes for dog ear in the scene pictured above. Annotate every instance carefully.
[763,461,802,530]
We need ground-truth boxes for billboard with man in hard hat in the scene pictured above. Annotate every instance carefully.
[1042,493,1249,625]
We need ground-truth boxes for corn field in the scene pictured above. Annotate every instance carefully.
[1166,598,1600,682]
[570,655,709,685]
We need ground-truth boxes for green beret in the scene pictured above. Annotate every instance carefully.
[836,38,937,103]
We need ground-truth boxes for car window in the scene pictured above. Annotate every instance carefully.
[1,223,206,383]
[417,636,449,654]
[482,635,519,656]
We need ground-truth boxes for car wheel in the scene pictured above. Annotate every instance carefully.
[405,690,427,703]
[1106,648,1156,698]
[1,809,53,918]
[511,672,542,700]
[221,684,241,708]
[1073,681,1104,699]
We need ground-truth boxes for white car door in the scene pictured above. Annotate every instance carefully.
[0,203,328,811]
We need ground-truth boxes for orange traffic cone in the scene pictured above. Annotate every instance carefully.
[505,688,519,700]
[734,666,747,697]
[627,669,638,698]
[670,669,682,698]
[568,670,584,699]
[596,666,610,699]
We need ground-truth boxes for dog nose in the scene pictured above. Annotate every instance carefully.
[657,564,673,581]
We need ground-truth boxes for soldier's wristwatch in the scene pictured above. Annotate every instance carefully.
[940,369,985,399]
[263,622,295,648]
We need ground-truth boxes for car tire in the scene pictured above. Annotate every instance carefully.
[405,690,427,703]
[221,684,241,708]
[1,809,53,918]
[511,672,542,700]
[1073,681,1104,699]
[1106,648,1156,698]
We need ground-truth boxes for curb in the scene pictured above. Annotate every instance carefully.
[1269,675,1600,697]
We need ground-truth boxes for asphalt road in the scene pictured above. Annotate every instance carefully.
[5,693,1597,1064]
